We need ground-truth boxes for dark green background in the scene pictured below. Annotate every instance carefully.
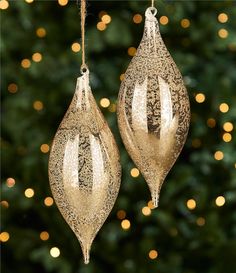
[1,1,236,273]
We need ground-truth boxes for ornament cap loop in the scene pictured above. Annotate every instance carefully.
[80,64,89,75]
[145,7,157,19]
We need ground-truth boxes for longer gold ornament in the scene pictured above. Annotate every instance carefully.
[49,70,121,264]
[117,7,190,207]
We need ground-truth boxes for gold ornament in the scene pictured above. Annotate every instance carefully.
[117,7,190,207]
[48,70,121,264]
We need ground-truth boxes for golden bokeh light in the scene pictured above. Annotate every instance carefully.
[24,188,34,198]
[40,231,49,241]
[101,14,111,24]
[223,122,233,132]
[25,0,34,3]
[36,27,46,38]
[186,199,196,210]
[219,103,229,113]
[0,0,9,10]
[160,16,169,25]
[195,93,205,103]
[218,28,228,38]
[133,14,142,24]
[181,19,190,28]
[214,151,224,161]
[149,250,158,259]
[130,167,140,178]
[117,210,126,220]
[121,219,131,230]
[215,196,225,207]
[58,0,68,6]
[8,83,18,94]
[222,133,232,142]
[97,21,106,31]
[147,200,155,209]
[6,177,15,188]
[100,98,110,108]
[33,100,44,111]
[120,74,125,81]
[108,103,116,113]
[128,47,136,57]
[1,200,9,208]
[71,42,81,52]
[142,206,151,216]
[207,118,216,128]
[196,217,205,226]
[40,144,50,153]
[0,232,10,242]
[218,13,228,23]
[21,59,31,69]
[32,52,42,62]
[44,197,54,207]
[50,247,60,258]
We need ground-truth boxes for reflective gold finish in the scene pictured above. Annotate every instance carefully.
[49,71,121,264]
[117,7,190,207]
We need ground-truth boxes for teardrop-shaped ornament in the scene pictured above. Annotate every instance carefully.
[117,7,190,208]
[49,70,121,264]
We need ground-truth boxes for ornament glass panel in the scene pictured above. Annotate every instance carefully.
[49,71,121,264]
[117,7,190,207]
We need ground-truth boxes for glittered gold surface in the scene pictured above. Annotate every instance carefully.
[117,7,190,207]
[48,71,121,264]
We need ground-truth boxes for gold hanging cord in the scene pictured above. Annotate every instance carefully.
[80,0,88,73]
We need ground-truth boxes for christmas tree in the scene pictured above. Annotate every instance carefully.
[1,1,236,273]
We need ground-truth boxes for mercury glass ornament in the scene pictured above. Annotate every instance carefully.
[49,70,121,264]
[117,7,190,207]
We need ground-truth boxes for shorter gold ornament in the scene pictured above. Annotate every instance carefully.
[117,7,190,207]
[49,70,121,264]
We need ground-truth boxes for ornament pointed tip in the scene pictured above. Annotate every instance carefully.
[82,244,91,265]
[152,197,159,208]
[84,257,90,265]
[151,190,160,208]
